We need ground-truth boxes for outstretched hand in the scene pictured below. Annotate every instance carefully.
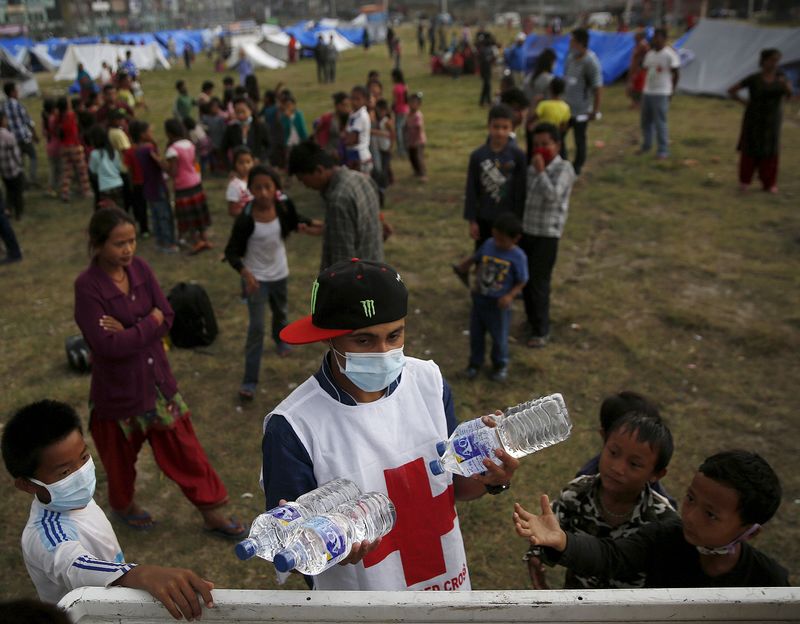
[513,495,567,552]
[118,564,214,621]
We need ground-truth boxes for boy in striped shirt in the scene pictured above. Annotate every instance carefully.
[2,400,214,619]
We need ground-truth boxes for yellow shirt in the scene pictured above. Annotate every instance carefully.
[108,127,131,173]
[118,88,137,109]
[535,99,571,128]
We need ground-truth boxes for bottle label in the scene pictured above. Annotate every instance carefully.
[451,427,503,476]
[307,516,348,562]
[268,505,303,526]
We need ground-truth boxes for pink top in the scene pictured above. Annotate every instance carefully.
[165,139,201,190]
[404,110,426,147]
[392,83,410,115]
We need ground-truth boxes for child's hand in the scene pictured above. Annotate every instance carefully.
[497,293,513,309]
[526,553,550,589]
[514,496,568,552]
[532,153,545,173]
[241,269,258,295]
[117,564,214,621]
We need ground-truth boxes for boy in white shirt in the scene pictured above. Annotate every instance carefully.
[639,28,680,159]
[344,85,373,173]
[2,400,215,619]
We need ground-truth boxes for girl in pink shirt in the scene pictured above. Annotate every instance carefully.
[405,92,427,181]
[163,118,211,254]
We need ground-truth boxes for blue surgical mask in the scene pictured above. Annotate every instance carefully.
[29,457,97,512]
[695,523,761,556]
[331,345,406,393]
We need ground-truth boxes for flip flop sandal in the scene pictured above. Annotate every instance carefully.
[113,509,157,531]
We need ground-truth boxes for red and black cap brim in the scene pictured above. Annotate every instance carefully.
[279,315,353,345]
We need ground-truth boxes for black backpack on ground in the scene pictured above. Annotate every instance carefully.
[167,283,218,348]
[65,335,92,373]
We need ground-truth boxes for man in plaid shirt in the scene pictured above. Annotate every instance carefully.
[520,122,575,348]
[288,140,384,271]
[0,110,24,220]
[2,82,38,187]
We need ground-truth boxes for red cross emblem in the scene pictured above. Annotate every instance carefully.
[363,457,456,586]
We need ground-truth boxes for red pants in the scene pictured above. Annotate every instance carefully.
[90,415,228,512]
[739,152,778,190]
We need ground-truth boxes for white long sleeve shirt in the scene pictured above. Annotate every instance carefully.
[21,498,135,604]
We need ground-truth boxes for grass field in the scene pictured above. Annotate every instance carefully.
[1,30,798,599]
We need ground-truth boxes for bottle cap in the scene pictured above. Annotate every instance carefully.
[273,550,296,573]
[235,539,257,561]
[435,441,446,456]
[429,459,444,476]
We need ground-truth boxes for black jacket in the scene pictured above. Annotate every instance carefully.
[221,119,271,163]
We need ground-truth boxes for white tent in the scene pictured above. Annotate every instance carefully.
[54,43,170,82]
[226,42,286,71]
[677,20,800,96]
[0,47,39,97]
[315,29,355,53]
[258,26,301,62]
[21,44,60,72]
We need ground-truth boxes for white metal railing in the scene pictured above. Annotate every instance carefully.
[60,586,800,623]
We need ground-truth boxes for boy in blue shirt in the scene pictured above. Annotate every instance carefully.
[2,400,215,618]
[456,213,528,382]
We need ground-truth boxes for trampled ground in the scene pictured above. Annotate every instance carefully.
[1,32,798,598]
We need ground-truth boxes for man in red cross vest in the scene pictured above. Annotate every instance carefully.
[261,258,519,590]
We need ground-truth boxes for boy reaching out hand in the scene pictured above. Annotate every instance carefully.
[515,450,789,587]
[2,400,215,619]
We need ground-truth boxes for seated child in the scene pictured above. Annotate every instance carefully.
[515,449,789,587]
[455,212,528,382]
[577,390,676,507]
[1,400,215,619]
[226,146,255,217]
[525,412,677,589]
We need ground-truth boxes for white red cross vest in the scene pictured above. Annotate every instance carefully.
[266,357,471,591]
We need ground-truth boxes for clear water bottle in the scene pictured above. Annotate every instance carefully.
[429,393,571,477]
[273,492,396,576]
[235,478,362,561]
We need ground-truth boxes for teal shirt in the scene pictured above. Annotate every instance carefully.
[88,149,123,192]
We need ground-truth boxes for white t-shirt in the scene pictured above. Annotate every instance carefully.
[21,498,134,604]
[643,46,680,96]
[244,218,289,282]
[347,106,372,162]
[226,177,254,206]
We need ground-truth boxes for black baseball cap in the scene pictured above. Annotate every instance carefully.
[280,258,408,345]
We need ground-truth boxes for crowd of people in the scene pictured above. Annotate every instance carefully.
[0,20,794,622]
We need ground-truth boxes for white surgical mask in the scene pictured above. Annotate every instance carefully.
[695,523,761,556]
[331,344,406,393]
[29,457,97,512]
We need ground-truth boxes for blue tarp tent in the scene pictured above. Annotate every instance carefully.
[505,29,650,84]
[107,32,162,49]
[155,30,206,56]
[336,27,364,45]
[0,37,33,63]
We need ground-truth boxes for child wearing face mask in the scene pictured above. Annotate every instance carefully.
[2,400,217,620]
[223,165,321,401]
[519,122,575,349]
[514,449,788,587]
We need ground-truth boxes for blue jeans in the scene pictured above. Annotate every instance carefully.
[641,94,670,156]
[469,294,511,369]
[243,278,289,389]
[394,113,407,156]
[147,197,176,247]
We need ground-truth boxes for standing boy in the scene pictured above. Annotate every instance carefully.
[2,400,215,618]
[525,412,677,589]
[0,110,25,220]
[463,104,527,249]
[262,258,520,590]
[2,82,38,186]
[515,450,789,587]
[638,28,680,159]
[344,85,373,173]
[456,213,528,382]
[562,29,603,175]
[520,123,575,348]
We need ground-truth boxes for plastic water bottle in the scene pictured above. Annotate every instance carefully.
[235,478,362,561]
[273,492,396,576]
[429,393,571,477]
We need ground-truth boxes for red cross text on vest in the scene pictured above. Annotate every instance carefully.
[363,457,456,586]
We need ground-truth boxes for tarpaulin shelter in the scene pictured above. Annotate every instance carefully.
[156,30,207,56]
[21,44,60,72]
[0,37,33,63]
[54,43,170,82]
[505,29,647,85]
[226,42,286,70]
[676,19,800,96]
[0,46,39,97]
[260,25,298,63]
